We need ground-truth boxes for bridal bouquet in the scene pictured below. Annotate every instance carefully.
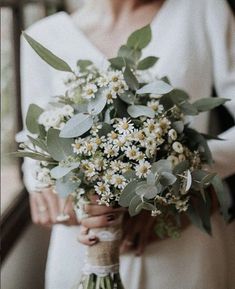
[14,25,230,288]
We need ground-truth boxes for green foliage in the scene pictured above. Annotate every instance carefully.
[123,66,139,90]
[60,113,93,138]
[27,135,48,152]
[137,56,159,70]
[118,45,142,63]
[26,104,44,134]
[109,57,126,70]
[127,25,152,50]
[11,151,52,162]
[77,60,93,72]
[137,79,173,95]
[119,180,138,207]
[55,174,80,198]
[127,104,155,118]
[193,98,230,112]
[119,91,135,104]
[87,89,107,115]
[22,32,73,72]
[47,128,73,161]
[50,162,80,179]
[129,195,142,216]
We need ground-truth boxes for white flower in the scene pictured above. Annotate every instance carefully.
[94,182,110,195]
[107,131,118,142]
[168,129,177,141]
[111,175,127,189]
[135,160,151,178]
[97,75,109,87]
[104,144,119,158]
[83,83,98,99]
[109,81,126,94]
[110,160,125,172]
[72,138,84,154]
[91,123,102,136]
[38,110,62,131]
[83,140,98,156]
[143,119,158,135]
[167,155,179,167]
[114,118,134,135]
[125,145,141,160]
[81,160,96,178]
[60,105,74,117]
[147,100,164,114]
[134,130,146,146]
[36,167,52,185]
[151,209,162,216]
[103,89,117,104]
[108,70,124,83]
[157,117,171,134]
[172,141,184,153]
[102,170,114,184]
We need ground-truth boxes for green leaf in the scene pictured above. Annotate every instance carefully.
[77,60,93,72]
[179,101,198,115]
[137,56,159,70]
[173,160,189,174]
[27,135,48,152]
[119,91,135,104]
[136,183,159,199]
[87,89,107,115]
[128,195,143,216]
[172,121,184,133]
[127,104,155,118]
[193,98,230,112]
[97,123,113,137]
[119,180,138,207]
[55,174,80,198]
[151,159,172,175]
[22,32,73,72]
[26,104,44,134]
[50,163,80,179]
[159,172,177,186]
[137,79,173,95]
[211,175,231,221]
[168,89,190,103]
[127,25,152,50]
[11,151,52,162]
[118,45,142,63]
[47,128,73,161]
[109,57,126,70]
[123,66,139,90]
[60,113,93,138]
[113,98,129,118]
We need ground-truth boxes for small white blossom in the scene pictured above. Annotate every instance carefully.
[125,145,141,160]
[111,175,127,189]
[167,155,179,167]
[168,129,177,141]
[103,89,117,104]
[172,141,184,153]
[114,118,134,135]
[135,160,151,178]
[72,138,84,154]
[83,83,98,99]
[104,144,119,158]
[60,105,74,117]
[94,182,110,195]
[147,100,164,115]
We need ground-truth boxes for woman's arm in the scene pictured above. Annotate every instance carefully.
[206,0,235,178]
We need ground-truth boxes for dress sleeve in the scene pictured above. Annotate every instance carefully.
[19,27,53,193]
[206,0,235,178]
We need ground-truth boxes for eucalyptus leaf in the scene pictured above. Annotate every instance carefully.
[11,151,52,162]
[60,113,93,138]
[50,163,80,179]
[26,104,44,134]
[23,32,73,72]
[193,98,230,112]
[88,89,107,115]
[169,89,190,103]
[119,91,135,104]
[128,195,143,216]
[109,57,126,70]
[172,121,184,134]
[47,128,73,161]
[179,101,198,115]
[55,174,80,198]
[136,183,159,199]
[137,79,173,95]
[97,123,113,137]
[127,24,151,50]
[27,135,48,152]
[137,56,159,70]
[119,180,138,207]
[211,175,231,221]
[123,66,139,90]
[113,98,129,118]
[151,159,172,175]
[127,105,155,118]
[159,172,177,186]
[77,60,93,72]
[118,45,142,63]
[173,160,189,174]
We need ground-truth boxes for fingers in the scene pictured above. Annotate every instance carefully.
[83,203,125,216]
[77,226,98,246]
[58,197,78,226]
[80,213,121,228]
[42,188,59,223]
[31,192,51,226]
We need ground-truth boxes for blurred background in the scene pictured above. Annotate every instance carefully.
[0,1,235,289]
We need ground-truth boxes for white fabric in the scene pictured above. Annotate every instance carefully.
[20,0,235,288]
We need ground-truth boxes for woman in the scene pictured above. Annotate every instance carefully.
[21,0,235,288]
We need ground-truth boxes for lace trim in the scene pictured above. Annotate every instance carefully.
[82,263,120,277]
[89,229,122,242]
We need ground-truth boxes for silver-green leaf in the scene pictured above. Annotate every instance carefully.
[23,32,73,72]
[137,79,173,95]
[127,105,155,118]
[26,104,44,134]
[127,25,152,50]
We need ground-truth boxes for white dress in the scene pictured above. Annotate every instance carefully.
[21,0,235,288]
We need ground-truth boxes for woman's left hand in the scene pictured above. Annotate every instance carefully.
[77,201,158,255]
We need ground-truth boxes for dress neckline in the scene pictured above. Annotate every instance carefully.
[60,0,172,60]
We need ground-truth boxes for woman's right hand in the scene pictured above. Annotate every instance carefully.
[29,188,78,227]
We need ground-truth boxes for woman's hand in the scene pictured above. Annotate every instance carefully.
[77,200,158,255]
[29,188,78,227]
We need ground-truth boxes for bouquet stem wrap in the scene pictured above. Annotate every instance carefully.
[76,204,125,289]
